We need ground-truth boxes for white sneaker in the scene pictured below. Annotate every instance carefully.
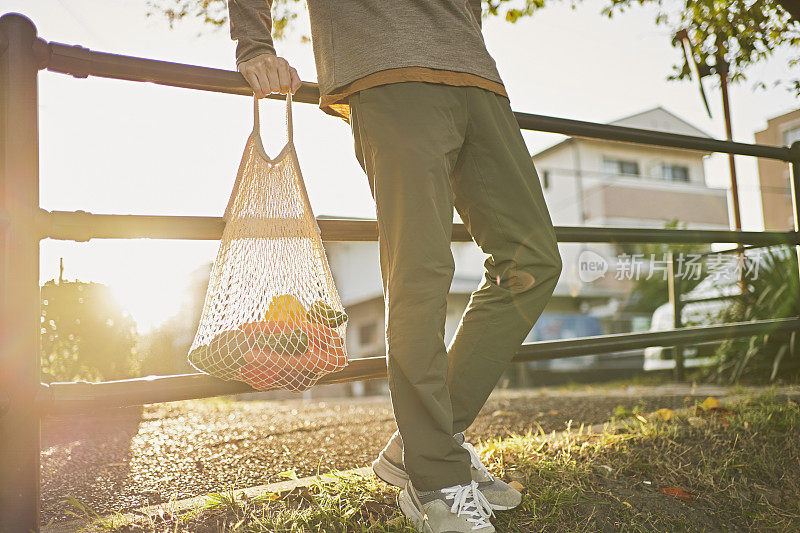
[460,439,523,511]
[373,431,522,511]
[398,479,495,532]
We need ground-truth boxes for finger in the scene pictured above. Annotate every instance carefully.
[252,68,271,98]
[263,64,281,95]
[276,61,291,94]
[289,68,302,94]
[244,70,265,98]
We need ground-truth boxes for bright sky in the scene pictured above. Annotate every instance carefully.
[2,0,797,331]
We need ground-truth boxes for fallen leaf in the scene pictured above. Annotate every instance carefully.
[635,414,648,423]
[701,397,721,410]
[661,487,693,502]
[653,408,675,421]
[596,464,614,474]
[692,401,734,421]
[687,416,705,428]
[277,469,298,480]
[507,470,526,483]
[508,481,525,492]
[548,410,560,415]
[492,410,515,417]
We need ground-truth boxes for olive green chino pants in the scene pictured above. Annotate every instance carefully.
[349,82,562,491]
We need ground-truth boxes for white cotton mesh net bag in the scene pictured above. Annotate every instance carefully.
[188,93,348,392]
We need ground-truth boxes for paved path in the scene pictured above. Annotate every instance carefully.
[41,383,775,525]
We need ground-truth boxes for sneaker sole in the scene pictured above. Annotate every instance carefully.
[489,500,521,511]
[375,455,521,511]
[398,489,433,533]
[371,454,409,488]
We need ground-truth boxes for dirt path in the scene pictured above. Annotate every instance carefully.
[41,383,748,525]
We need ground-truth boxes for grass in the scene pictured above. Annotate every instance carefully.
[89,474,413,532]
[551,372,672,393]
[91,391,800,532]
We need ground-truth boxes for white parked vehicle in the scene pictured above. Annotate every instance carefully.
[644,260,741,371]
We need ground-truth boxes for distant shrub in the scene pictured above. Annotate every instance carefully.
[709,246,800,384]
[40,279,139,382]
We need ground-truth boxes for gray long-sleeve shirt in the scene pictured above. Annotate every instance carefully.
[229,0,505,106]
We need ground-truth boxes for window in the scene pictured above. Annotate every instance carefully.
[784,125,800,147]
[658,163,690,182]
[358,322,378,347]
[603,158,640,177]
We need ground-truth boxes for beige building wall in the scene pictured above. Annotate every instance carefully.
[533,113,727,302]
[755,108,800,231]
[582,180,728,226]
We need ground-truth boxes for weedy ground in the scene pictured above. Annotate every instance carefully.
[80,391,800,532]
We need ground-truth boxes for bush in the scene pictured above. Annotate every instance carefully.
[41,279,139,382]
[709,246,800,383]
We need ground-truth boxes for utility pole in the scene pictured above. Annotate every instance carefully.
[716,36,742,233]
[715,35,749,298]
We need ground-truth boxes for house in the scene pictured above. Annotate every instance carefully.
[325,107,730,389]
[755,108,800,231]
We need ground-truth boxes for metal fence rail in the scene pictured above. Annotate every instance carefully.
[2,12,800,531]
[39,210,800,244]
[38,317,800,414]
[35,40,794,162]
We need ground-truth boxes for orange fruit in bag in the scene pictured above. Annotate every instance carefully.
[236,316,346,390]
[266,294,306,323]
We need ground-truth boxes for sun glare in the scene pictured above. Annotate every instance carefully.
[40,239,218,333]
[109,273,189,333]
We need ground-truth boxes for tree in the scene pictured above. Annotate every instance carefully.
[40,279,139,382]
[148,0,800,95]
[599,0,800,95]
[146,0,303,39]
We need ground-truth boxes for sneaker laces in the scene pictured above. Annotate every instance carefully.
[441,480,494,530]
[462,442,495,480]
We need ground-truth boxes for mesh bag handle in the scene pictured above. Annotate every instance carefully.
[189,90,347,392]
[253,92,294,145]
[224,92,316,231]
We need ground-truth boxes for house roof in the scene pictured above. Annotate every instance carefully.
[533,106,714,159]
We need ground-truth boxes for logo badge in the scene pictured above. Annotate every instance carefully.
[578,250,608,283]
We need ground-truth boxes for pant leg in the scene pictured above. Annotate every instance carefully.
[349,82,472,491]
[447,87,562,434]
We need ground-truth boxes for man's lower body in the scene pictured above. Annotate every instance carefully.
[349,81,562,530]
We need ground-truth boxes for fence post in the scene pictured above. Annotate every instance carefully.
[789,141,800,357]
[0,13,41,532]
[667,251,685,380]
